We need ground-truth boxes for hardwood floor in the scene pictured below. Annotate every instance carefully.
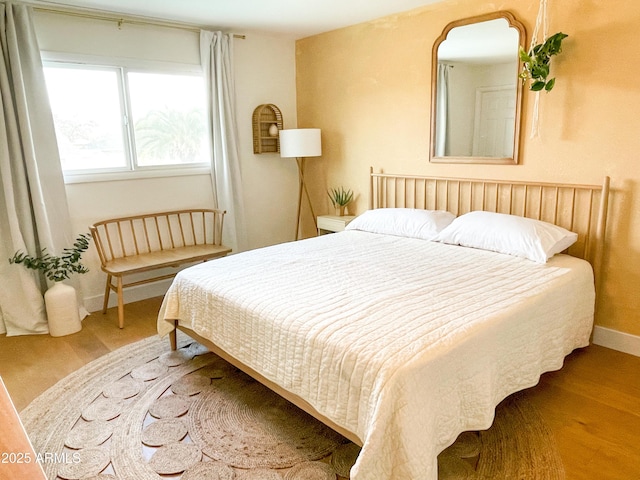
[1,298,639,479]
[524,345,640,479]
[0,297,161,412]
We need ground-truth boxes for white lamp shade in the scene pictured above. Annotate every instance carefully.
[279,128,322,158]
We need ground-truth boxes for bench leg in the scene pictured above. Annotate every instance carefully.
[116,277,124,329]
[102,275,112,314]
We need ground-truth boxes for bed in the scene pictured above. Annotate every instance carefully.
[157,169,610,480]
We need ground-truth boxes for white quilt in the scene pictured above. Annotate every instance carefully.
[158,230,595,480]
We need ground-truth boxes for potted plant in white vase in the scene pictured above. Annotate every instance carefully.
[327,186,354,216]
[9,234,91,337]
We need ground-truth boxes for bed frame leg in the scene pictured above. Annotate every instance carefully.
[169,321,177,351]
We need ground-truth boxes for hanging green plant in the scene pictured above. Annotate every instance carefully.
[519,32,568,92]
[9,234,91,282]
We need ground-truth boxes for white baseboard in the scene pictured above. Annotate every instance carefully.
[83,279,173,314]
[592,325,640,357]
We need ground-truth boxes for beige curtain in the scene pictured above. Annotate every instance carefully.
[0,4,78,335]
[200,30,248,253]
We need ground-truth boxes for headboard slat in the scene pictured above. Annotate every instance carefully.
[370,169,610,294]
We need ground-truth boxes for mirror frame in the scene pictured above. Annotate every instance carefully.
[429,11,526,165]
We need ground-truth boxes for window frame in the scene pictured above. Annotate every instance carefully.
[42,52,211,184]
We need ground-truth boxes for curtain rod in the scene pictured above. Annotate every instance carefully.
[25,1,246,38]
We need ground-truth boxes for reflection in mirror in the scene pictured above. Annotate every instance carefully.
[430,12,525,164]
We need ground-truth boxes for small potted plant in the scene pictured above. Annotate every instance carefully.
[327,186,354,216]
[519,32,568,92]
[9,233,91,336]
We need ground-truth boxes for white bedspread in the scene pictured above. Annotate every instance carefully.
[158,230,595,480]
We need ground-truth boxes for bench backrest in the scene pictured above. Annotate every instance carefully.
[90,209,226,265]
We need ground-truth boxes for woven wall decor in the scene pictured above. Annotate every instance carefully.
[252,104,283,154]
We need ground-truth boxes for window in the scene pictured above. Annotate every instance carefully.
[43,63,210,176]
[128,72,210,167]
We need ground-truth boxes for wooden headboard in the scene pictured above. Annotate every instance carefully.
[369,168,610,289]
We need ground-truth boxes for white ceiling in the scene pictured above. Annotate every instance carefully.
[30,0,445,38]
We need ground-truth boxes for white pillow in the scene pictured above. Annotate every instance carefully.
[345,208,455,241]
[435,211,578,263]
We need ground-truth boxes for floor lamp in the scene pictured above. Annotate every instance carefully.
[279,128,322,240]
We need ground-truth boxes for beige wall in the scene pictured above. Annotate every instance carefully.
[296,0,640,336]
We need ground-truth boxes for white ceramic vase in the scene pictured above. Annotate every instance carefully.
[44,282,82,337]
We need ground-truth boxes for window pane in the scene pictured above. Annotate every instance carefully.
[128,72,210,166]
[44,66,127,171]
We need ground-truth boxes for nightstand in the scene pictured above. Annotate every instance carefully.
[317,215,355,235]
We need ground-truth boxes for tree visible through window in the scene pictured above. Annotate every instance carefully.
[135,108,207,164]
[128,72,209,167]
[43,63,210,174]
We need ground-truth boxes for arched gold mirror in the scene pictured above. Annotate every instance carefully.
[430,12,526,164]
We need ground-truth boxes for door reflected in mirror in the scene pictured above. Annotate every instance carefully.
[430,12,526,164]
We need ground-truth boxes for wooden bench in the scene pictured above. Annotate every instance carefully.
[90,209,231,328]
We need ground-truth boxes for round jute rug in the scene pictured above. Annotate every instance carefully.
[20,334,564,479]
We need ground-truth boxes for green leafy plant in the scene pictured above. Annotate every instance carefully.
[519,32,568,92]
[327,186,354,208]
[9,234,91,282]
